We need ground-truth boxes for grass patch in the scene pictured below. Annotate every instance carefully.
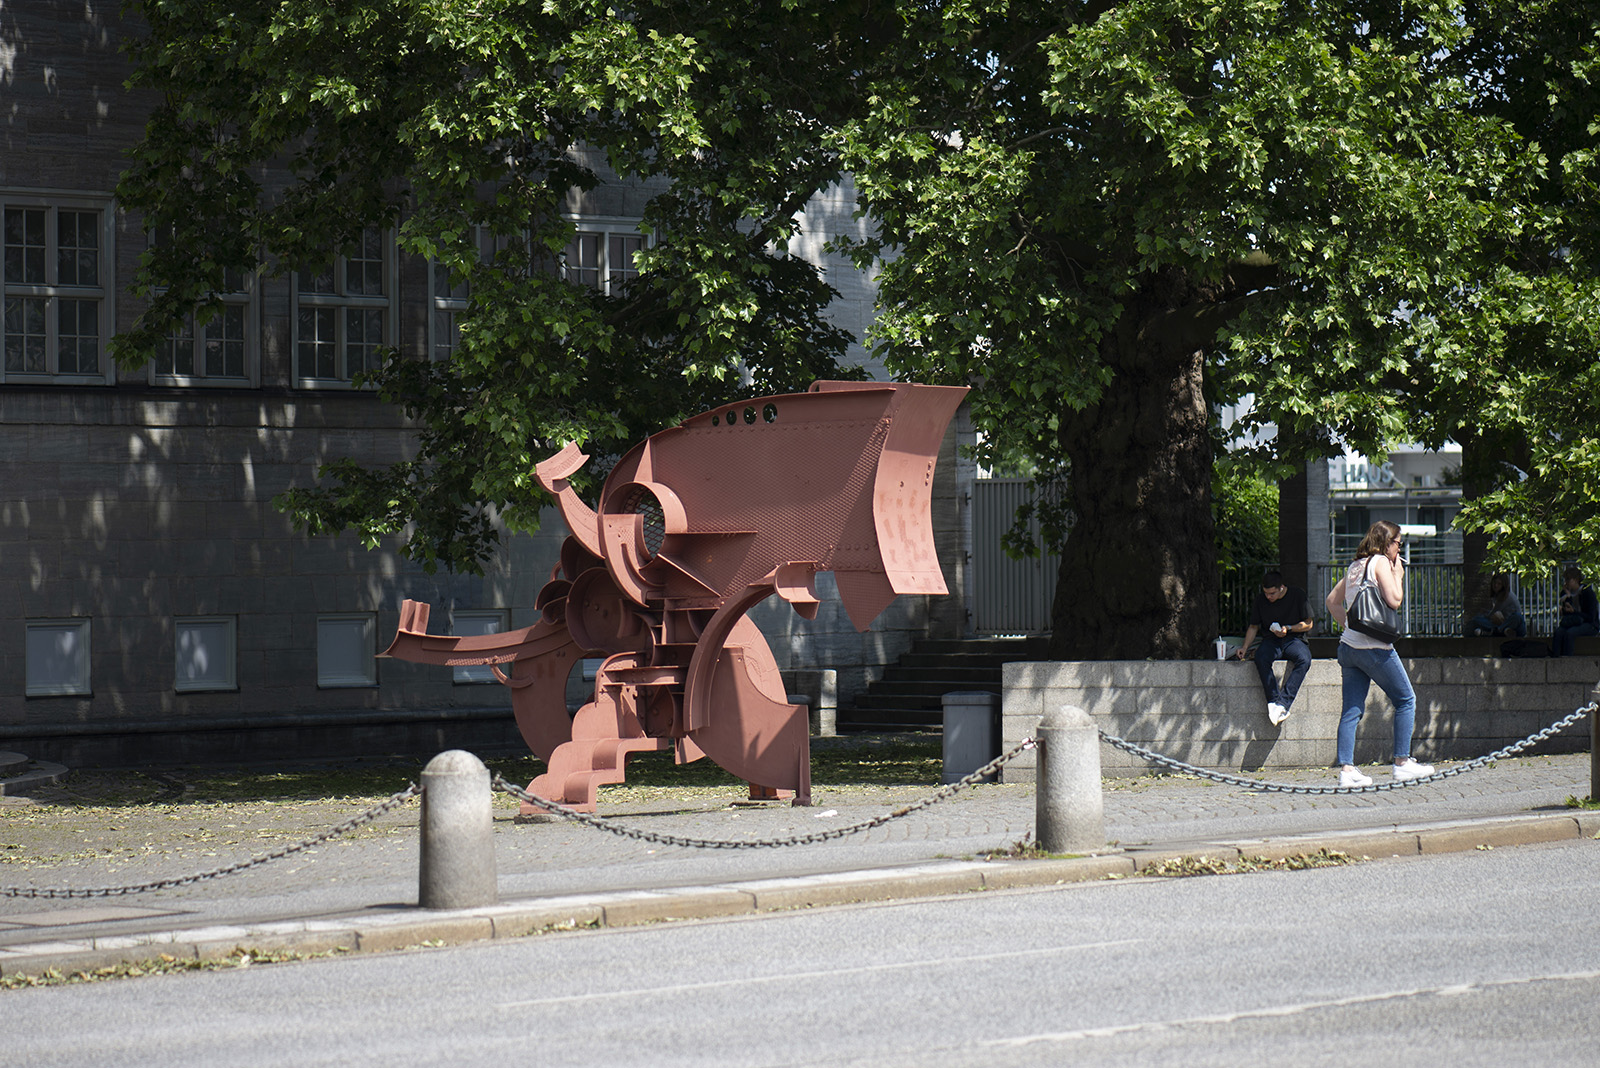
[6,734,944,811]
[1564,795,1600,810]
[488,734,945,807]
[0,735,949,867]
[487,734,942,793]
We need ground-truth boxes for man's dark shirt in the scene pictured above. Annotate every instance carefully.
[1248,587,1313,634]
[1560,585,1600,629]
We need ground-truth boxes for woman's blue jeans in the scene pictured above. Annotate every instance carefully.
[1336,644,1416,766]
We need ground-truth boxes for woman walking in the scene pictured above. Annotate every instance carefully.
[1324,520,1436,787]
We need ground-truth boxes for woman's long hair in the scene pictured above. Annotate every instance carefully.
[1354,520,1401,560]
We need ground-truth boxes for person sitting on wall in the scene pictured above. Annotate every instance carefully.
[1230,570,1316,725]
[1551,566,1599,657]
[1467,573,1526,638]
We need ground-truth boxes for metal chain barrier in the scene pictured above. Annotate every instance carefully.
[1099,702,1598,795]
[0,784,421,899]
[491,738,1037,849]
[2,701,1589,892]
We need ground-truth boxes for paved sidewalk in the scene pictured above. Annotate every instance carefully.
[2,752,1597,979]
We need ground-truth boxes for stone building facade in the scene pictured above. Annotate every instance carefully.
[0,6,970,766]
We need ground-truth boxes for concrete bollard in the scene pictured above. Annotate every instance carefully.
[419,750,497,910]
[1035,704,1105,854]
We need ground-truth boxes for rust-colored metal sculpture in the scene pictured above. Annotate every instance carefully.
[383,380,967,813]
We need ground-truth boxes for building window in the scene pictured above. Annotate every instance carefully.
[25,619,91,696]
[561,218,647,296]
[317,614,377,687]
[430,256,469,362]
[1,195,113,384]
[428,226,493,363]
[294,227,394,387]
[175,616,237,692]
[154,265,257,387]
[451,610,509,684]
[429,226,546,361]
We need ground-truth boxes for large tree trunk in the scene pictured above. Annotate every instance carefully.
[1457,427,1533,630]
[1458,429,1493,634]
[1047,294,1219,660]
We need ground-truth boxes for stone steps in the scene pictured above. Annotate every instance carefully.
[0,751,70,797]
[837,636,1048,733]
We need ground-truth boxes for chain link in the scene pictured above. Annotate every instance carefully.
[1098,702,1598,795]
[3,702,1591,890]
[0,784,421,899]
[491,738,1037,849]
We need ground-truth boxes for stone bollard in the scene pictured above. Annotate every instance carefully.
[419,750,497,910]
[815,668,838,737]
[1035,704,1105,854]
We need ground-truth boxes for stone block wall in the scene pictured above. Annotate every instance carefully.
[1000,657,1600,782]
[0,388,571,765]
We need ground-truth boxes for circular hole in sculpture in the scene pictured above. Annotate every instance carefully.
[615,485,666,558]
[743,406,756,424]
[763,403,777,423]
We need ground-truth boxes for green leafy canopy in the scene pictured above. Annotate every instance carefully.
[117,0,1600,647]
[115,0,873,573]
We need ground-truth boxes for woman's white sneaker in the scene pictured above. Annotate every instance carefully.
[1392,759,1436,781]
[1338,766,1373,788]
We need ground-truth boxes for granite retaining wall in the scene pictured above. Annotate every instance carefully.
[1000,657,1600,782]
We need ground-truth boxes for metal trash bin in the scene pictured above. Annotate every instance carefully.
[942,691,1000,784]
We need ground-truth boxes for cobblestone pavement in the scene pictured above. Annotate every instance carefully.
[2,751,1593,942]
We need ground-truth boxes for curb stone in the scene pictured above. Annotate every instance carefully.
[4,809,1594,980]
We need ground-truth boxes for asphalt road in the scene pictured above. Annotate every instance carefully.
[6,837,1598,1066]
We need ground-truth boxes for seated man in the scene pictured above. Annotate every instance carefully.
[1231,570,1315,725]
[1551,566,1599,658]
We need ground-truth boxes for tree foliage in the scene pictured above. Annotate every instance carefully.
[1436,0,1600,581]
[833,0,1598,655]
[117,0,1600,650]
[1214,462,1280,571]
[115,0,871,572]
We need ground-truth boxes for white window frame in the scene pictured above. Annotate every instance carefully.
[427,224,496,363]
[429,255,469,364]
[316,613,378,688]
[24,618,92,697]
[451,609,510,684]
[428,225,551,361]
[1,191,115,385]
[151,259,260,388]
[560,216,649,296]
[293,227,397,389]
[174,615,238,693]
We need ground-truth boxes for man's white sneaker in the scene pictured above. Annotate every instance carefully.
[1339,766,1373,788]
[1392,759,1436,782]
[1267,702,1288,725]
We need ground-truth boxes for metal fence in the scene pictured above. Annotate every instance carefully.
[971,478,1061,634]
[973,482,1566,639]
[1224,560,1567,639]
